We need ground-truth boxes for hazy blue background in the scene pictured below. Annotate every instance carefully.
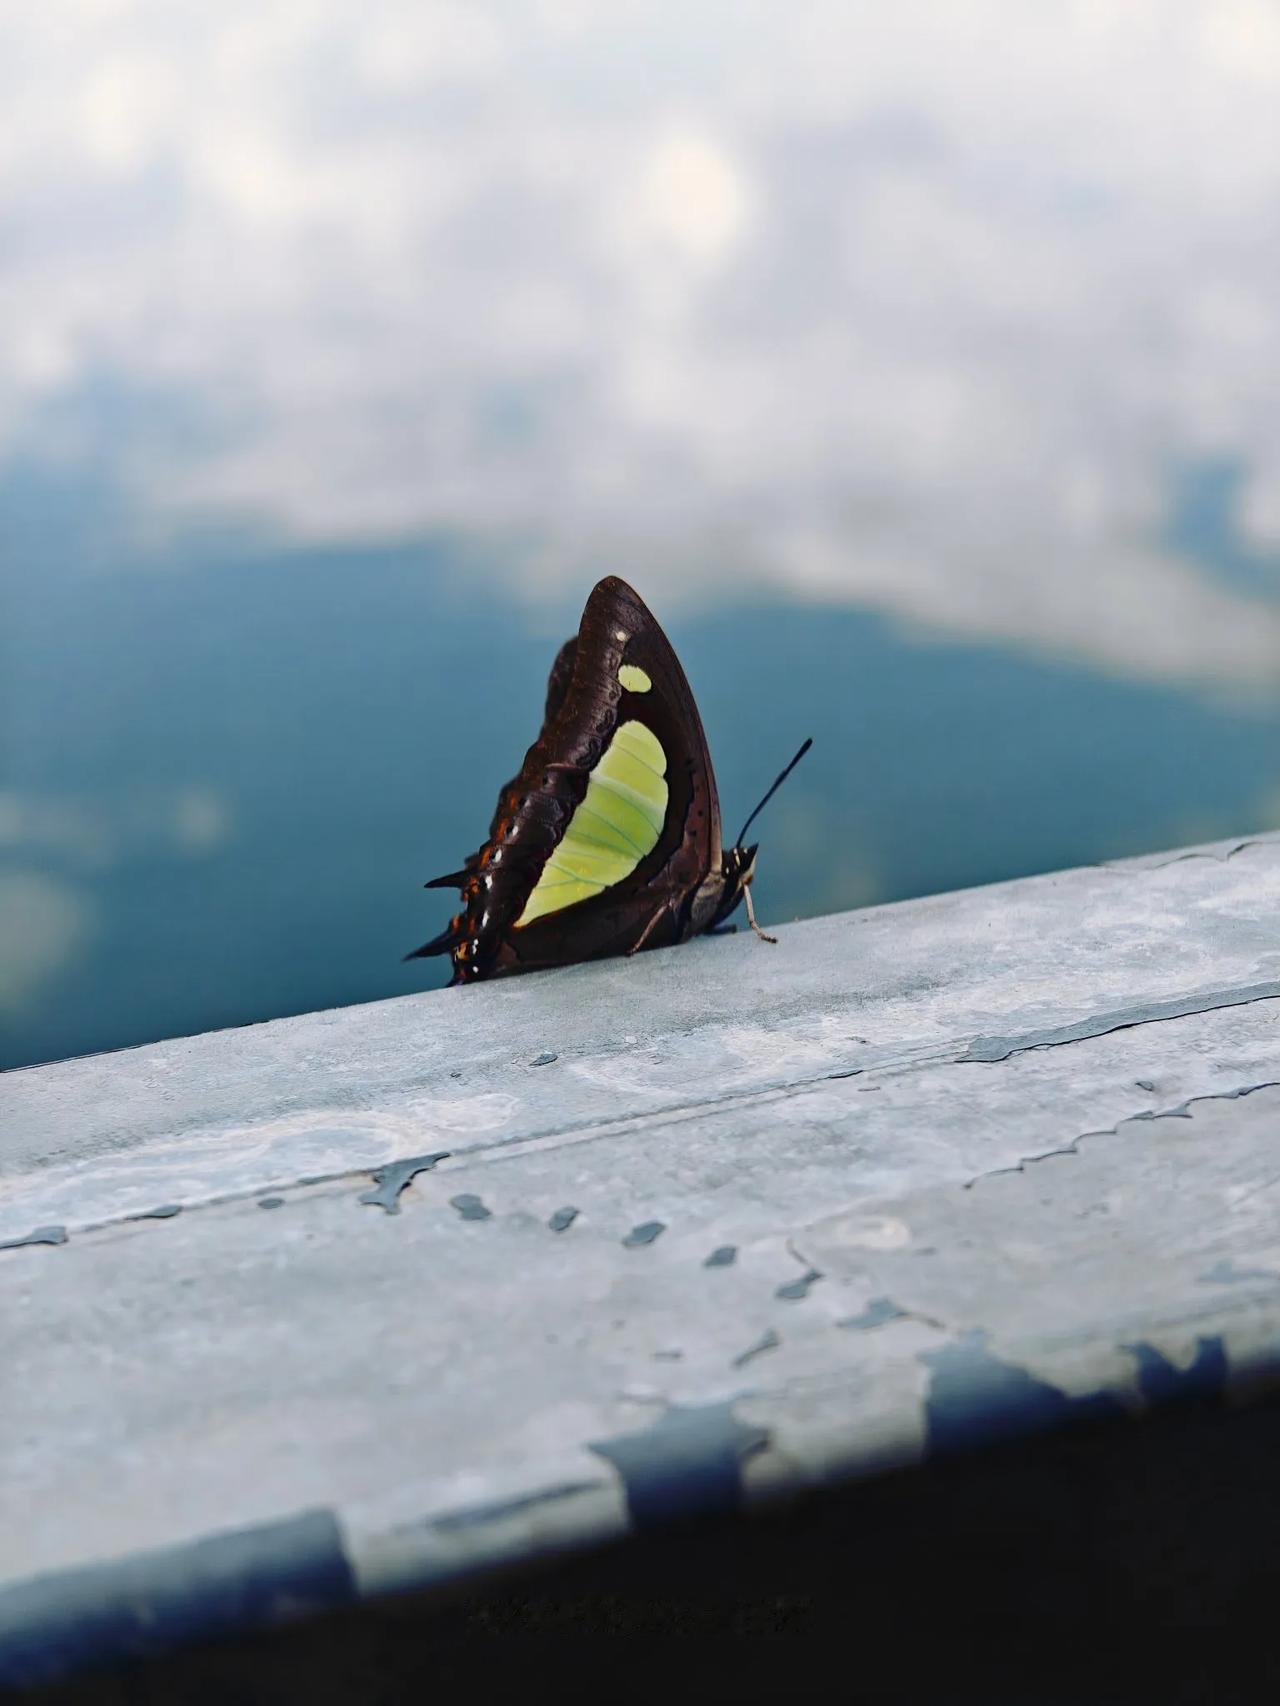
[3,2,1279,1069]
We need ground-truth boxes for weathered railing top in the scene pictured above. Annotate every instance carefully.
[3,832,1280,1682]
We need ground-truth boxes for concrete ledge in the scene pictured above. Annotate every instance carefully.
[3,832,1280,1682]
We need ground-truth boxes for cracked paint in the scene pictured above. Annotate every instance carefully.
[966,1079,1280,1190]
[430,1480,603,1532]
[961,983,1280,1065]
[4,834,1278,1632]
[1103,836,1277,872]
[15,965,1277,1248]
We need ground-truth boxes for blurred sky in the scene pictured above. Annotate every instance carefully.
[2,1,1279,1065]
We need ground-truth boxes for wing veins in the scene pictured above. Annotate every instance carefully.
[571,802,647,857]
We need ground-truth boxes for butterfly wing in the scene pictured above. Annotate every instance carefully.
[408,577,723,981]
[421,632,580,893]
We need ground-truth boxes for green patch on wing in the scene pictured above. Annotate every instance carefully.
[516,720,669,926]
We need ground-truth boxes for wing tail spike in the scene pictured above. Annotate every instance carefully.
[424,869,470,890]
[403,925,461,961]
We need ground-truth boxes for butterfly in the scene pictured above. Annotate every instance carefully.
[407,576,810,985]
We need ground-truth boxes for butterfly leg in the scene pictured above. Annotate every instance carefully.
[742,881,777,945]
[626,898,676,956]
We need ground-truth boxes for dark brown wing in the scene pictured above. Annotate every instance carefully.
[422,634,580,892]
[407,577,722,981]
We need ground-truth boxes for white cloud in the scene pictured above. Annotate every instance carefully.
[169,787,233,855]
[1240,464,1280,554]
[629,130,753,267]
[79,50,185,173]
[0,788,233,867]
[355,3,509,88]
[2,1,1279,693]
[1202,0,1280,82]
[0,871,92,1021]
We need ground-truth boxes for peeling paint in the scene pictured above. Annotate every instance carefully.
[732,1328,781,1368]
[4,835,1279,1644]
[589,1401,769,1531]
[623,1221,665,1248]
[775,1269,822,1301]
[450,1193,491,1222]
[358,1151,451,1216]
[839,1297,908,1331]
[0,1225,67,1251]
[961,983,1280,1065]
[0,1510,355,1687]
[1104,836,1277,872]
[922,1330,1125,1454]
[1124,1336,1228,1403]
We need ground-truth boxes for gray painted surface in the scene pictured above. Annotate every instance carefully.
[3,833,1280,1671]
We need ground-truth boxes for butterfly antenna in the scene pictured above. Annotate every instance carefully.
[734,737,813,848]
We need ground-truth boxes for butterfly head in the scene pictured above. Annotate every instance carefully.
[712,842,759,928]
[710,737,812,937]
[724,842,759,887]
